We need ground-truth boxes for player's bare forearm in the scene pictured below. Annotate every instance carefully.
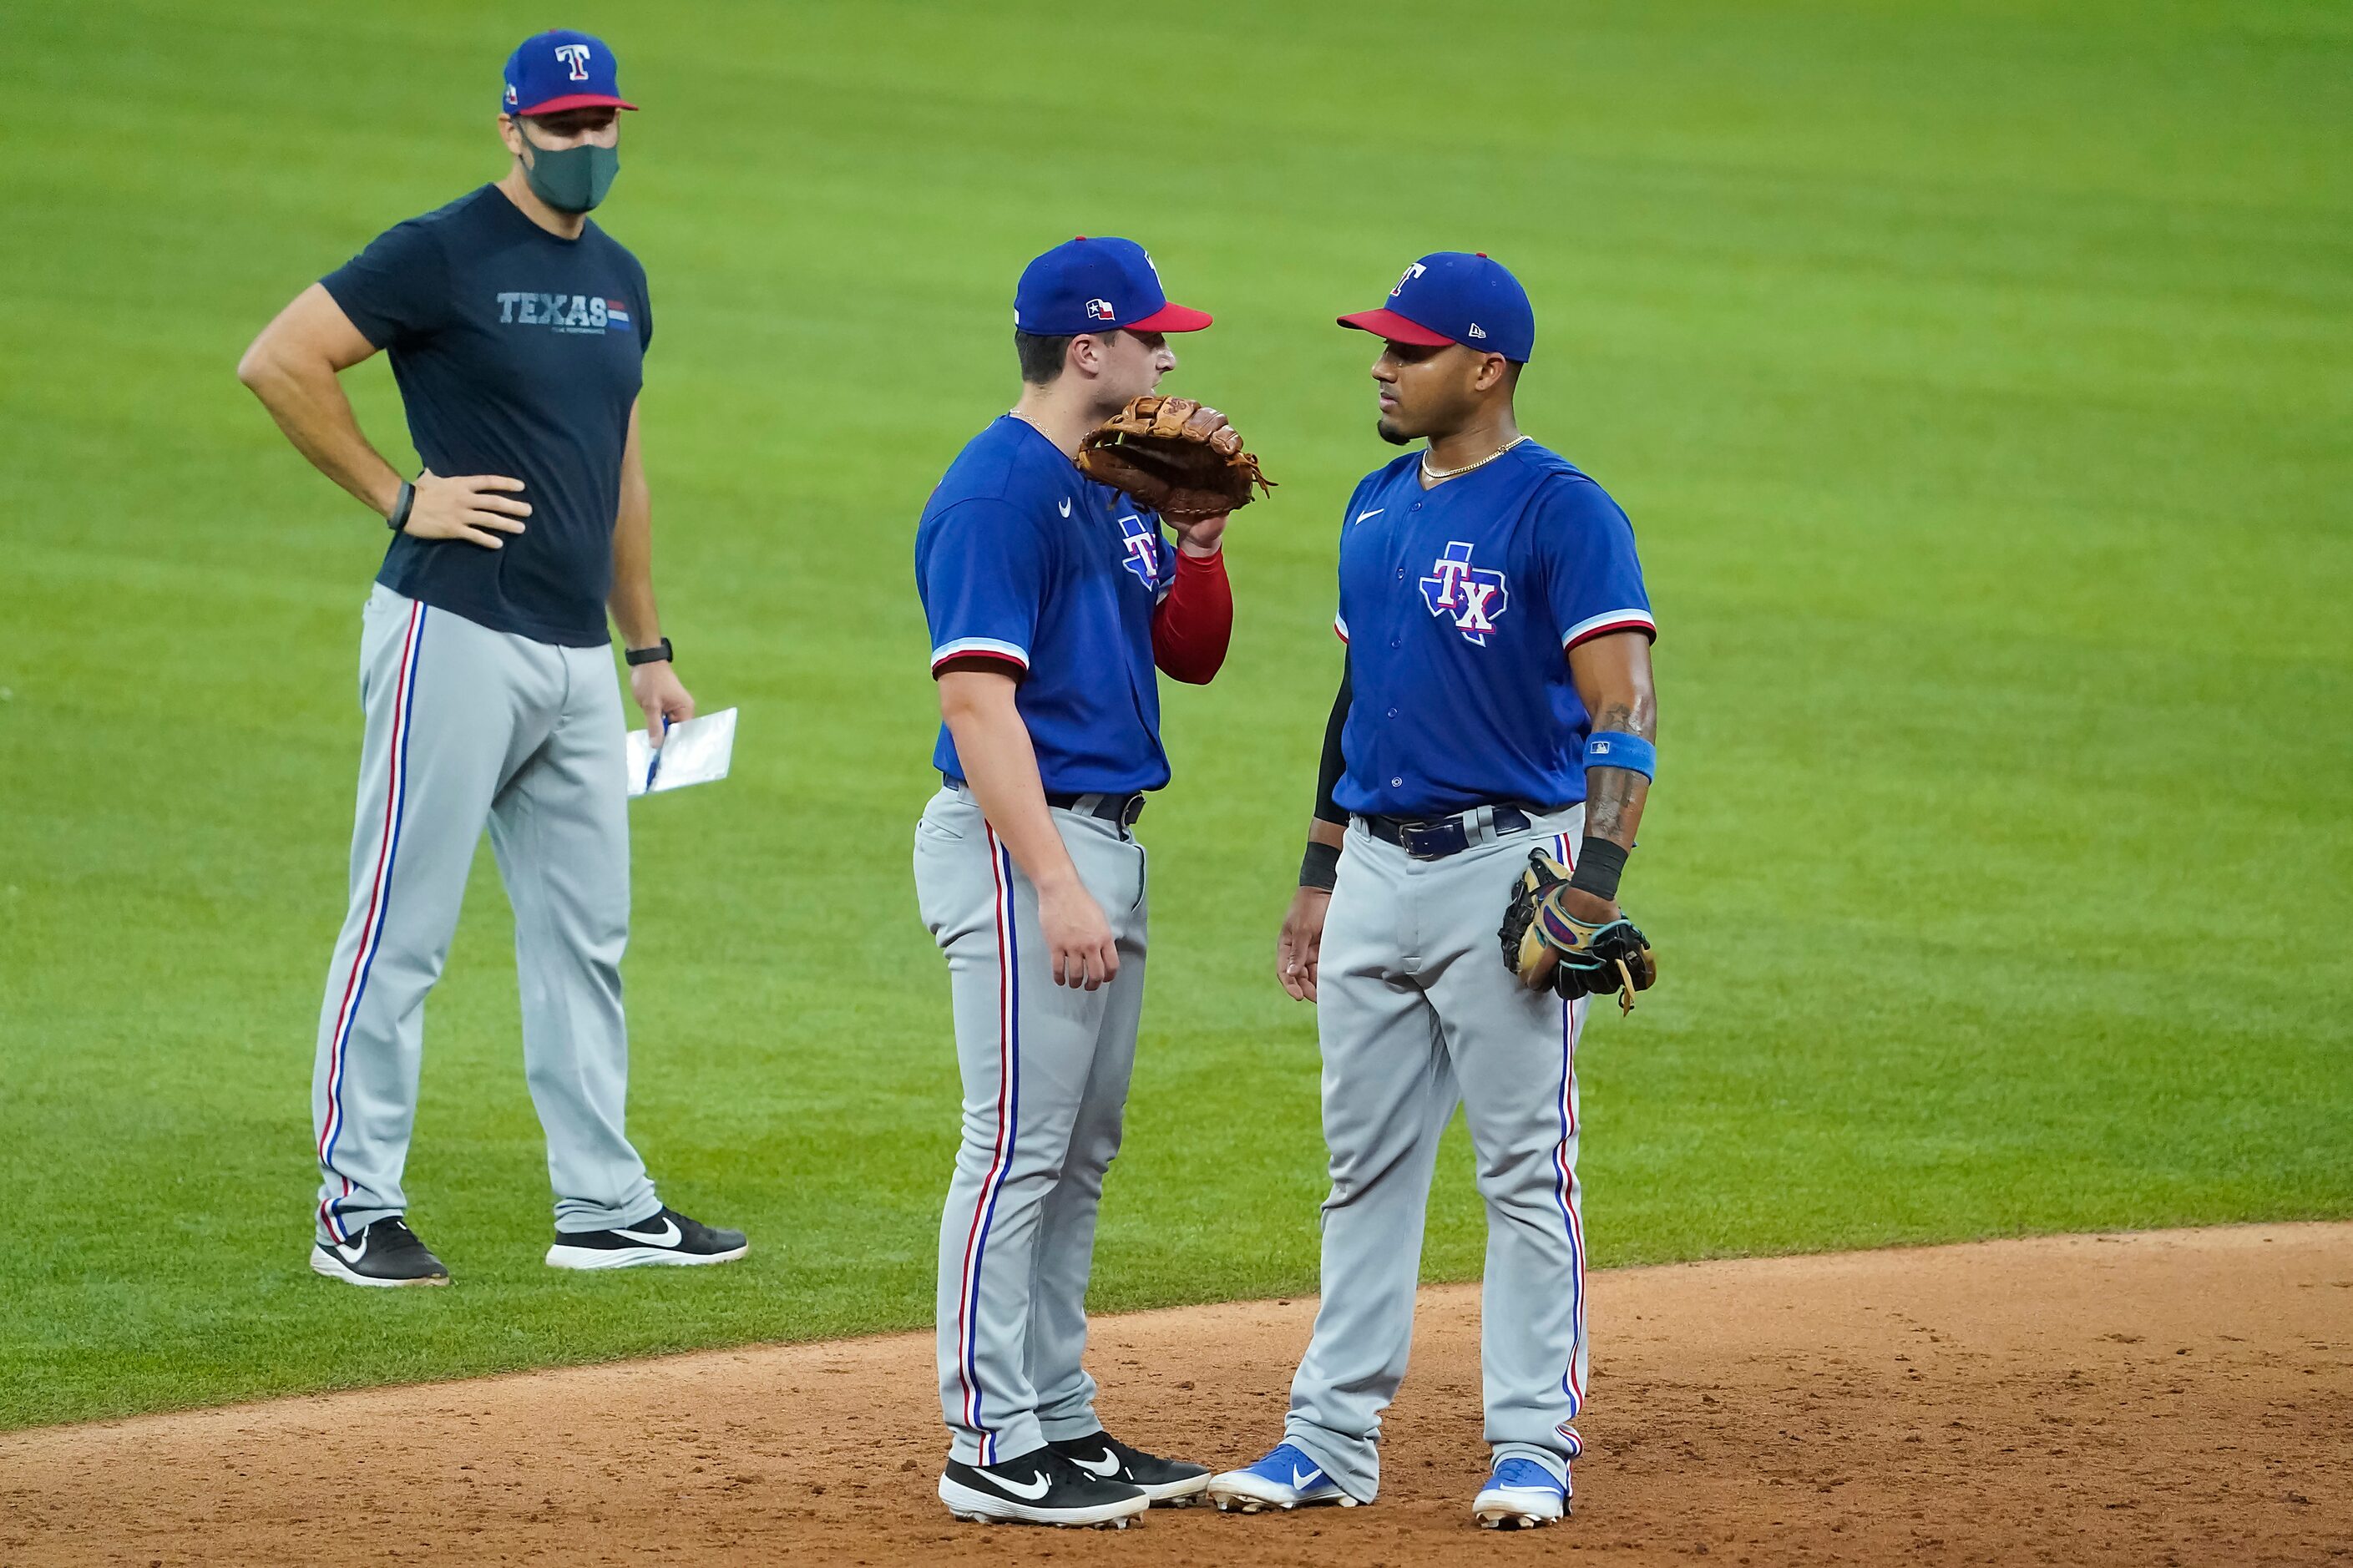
[1567,628,1658,851]
[936,667,1083,893]
[1583,687,1653,847]
[1584,761,1650,861]
[236,284,405,516]
[607,401,662,648]
[939,665,1116,987]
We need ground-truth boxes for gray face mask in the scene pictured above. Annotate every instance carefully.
[521,136,620,213]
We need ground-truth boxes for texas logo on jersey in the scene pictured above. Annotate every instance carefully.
[1116,512,1161,589]
[493,292,634,335]
[1420,539,1508,645]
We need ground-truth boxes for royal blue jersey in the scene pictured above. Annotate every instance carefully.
[915,417,1178,794]
[321,186,651,647]
[1333,441,1653,817]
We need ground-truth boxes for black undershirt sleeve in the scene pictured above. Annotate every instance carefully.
[1313,654,1352,827]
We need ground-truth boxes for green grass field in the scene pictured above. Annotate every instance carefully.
[3,0,2348,1432]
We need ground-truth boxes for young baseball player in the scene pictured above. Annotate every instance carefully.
[236,30,743,1285]
[912,237,1236,1527]
[1207,254,1659,1529]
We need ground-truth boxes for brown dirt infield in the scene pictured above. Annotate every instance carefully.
[4,1223,2348,1566]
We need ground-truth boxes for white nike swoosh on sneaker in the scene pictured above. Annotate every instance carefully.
[1070,1451,1122,1479]
[334,1238,367,1263]
[1291,1465,1323,1490]
[614,1216,682,1246]
[993,1469,1052,1500]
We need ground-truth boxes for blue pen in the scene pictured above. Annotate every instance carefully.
[645,716,670,792]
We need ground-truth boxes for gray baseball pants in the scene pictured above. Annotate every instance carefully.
[913,783,1148,1466]
[1283,805,1591,1501]
[311,584,660,1244]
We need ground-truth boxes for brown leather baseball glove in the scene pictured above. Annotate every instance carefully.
[1075,395,1277,521]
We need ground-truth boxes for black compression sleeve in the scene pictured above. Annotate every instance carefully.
[1313,655,1351,827]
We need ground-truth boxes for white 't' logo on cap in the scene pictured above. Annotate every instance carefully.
[554,43,592,80]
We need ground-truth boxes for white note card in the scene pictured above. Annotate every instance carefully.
[626,707,738,797]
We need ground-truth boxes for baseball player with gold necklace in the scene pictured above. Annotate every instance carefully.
[1208,253,1659,1529]
[913,236,1268,1528]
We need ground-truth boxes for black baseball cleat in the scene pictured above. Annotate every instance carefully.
[939,1448,1149,1528]
[310,1216,450,1287]
[544,1206,748,1270]
[1050,1429,1211,1505]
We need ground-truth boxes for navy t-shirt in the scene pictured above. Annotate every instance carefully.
[321,185,650,646]
[914,417,1178,795]
[1333,441,1654,817]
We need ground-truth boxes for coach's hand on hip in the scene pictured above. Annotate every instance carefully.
[402,469,533,549]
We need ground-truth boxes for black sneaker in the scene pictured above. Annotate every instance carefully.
[939,1448,1148,1528]
[544,1206,748,1270]
[310,1216,450,1287]
[1051,1429,1212,1505]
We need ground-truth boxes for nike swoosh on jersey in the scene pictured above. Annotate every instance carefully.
[992,1469,1053,1500]
[1070,1451,1122,1479]
[1059,497,1073,518]
[1354,508,1384,524]
[615,1216,682,1246]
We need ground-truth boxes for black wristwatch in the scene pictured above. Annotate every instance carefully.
[387,479,417,534]
[625,637,674,666]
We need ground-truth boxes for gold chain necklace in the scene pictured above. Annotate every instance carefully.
[1421,434,1530,483]
[1009,408,1080,465]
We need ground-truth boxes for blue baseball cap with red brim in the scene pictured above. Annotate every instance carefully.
[503,29,639,117]
[1339,251,1535,362]
[1015,236,1212,335]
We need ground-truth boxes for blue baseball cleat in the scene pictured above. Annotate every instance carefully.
[1204,1442,1359,1513]
[1472,1456,1571,1530]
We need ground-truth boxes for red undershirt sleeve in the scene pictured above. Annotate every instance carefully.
[1150,547,1232,684]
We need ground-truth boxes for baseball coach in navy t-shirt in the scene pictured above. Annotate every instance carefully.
[237,29,744,1286]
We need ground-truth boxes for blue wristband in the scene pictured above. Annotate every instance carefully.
[1583,731,1655,779]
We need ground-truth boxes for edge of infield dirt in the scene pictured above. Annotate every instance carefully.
[5,1222,2349,1566]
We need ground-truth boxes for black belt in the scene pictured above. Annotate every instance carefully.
[1361,804,1534,861]
[944,776,1146,829]
[1049,790,1147,828]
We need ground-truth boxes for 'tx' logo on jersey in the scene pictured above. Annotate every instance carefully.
[1420,540,1508,645]
[1116,513,1160,589]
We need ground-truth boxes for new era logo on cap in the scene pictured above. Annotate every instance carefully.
[1340,251,1536,363]
[502,28,639,118]
[1014,236,1212,336]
